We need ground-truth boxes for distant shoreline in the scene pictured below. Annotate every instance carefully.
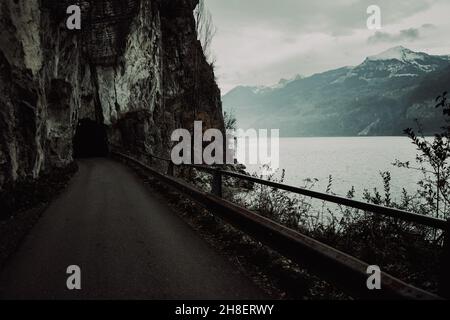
[250,135,429,139]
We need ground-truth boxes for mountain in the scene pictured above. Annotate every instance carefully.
[223,46,450,137]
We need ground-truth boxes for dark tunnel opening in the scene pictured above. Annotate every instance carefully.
[73,119,109,158]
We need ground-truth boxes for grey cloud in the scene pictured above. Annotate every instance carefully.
[207,0,449,93]
[367,24,436,44]
[208,0,437,37]
[422,23,437,29]
[368,28,420,44]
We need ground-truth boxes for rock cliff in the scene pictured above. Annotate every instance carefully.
[0,0,224,191]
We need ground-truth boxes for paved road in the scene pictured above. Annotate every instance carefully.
[0,158,265,300]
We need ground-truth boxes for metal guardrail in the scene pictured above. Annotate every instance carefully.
[218,169,448,229]
[116,150,448,229]
[112,151,448,300]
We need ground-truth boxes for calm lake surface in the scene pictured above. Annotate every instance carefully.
[245,137,423,200]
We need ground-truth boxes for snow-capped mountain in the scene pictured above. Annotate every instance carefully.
[330,46,449,85]
[355,46,449,77]
[223,47,450,137]
[368,46,427,62]
[237,75,304,95]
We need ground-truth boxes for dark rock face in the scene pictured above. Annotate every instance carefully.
[0,0,224,191]
[161,0,224,137]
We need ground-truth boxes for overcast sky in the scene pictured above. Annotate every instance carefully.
[206,0,450,94]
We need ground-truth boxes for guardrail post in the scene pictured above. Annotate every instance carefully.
[212,170,222,198]
[440,218,450,299]
[167,162,174,177]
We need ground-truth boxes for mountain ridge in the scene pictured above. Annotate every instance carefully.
[223,46,450,137]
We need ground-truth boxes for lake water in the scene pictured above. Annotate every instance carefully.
[245,137,423,200]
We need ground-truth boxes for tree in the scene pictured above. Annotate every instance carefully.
[394,91,450,220]
[224,110,237,131]
[194,0,216,65]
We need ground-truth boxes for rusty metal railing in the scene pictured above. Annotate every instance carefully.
[112,151,449,300]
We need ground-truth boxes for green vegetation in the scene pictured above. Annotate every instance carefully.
[225,92,450,293]
[223,109,238,131]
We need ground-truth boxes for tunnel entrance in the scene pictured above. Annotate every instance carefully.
[73,119,109,158]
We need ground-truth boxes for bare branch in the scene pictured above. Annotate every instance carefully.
[194,0,217,64]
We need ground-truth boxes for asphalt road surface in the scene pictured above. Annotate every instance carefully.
[0,158,265,300]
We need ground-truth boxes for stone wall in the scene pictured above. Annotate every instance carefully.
[0,0,224,190]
